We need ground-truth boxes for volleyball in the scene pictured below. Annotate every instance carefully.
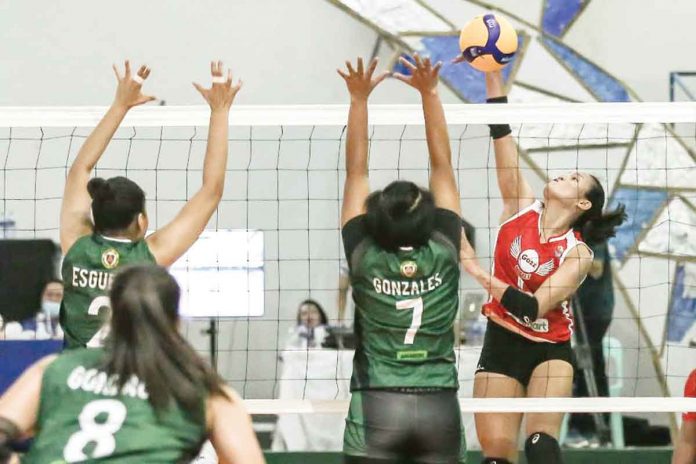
[459,13,518,72]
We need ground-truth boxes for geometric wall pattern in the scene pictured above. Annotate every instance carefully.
[326,0,696,397]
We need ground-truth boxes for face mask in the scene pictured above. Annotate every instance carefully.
[42,301,61,318]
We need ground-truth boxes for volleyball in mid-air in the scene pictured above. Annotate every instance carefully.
[459,13,518,72]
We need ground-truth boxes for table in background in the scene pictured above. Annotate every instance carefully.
[273,347,483,451]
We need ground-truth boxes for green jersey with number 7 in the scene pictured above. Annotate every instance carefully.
[61,235,156,349]
[23,348,206,463]
[344,212,461,391]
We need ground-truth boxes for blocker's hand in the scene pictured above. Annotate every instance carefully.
[193,60,242,112]
[112,60,156,109]
[337,57,389,102]
[393,53,442,95]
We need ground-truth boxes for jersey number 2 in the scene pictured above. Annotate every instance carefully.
[63,399,127,462]
[86,296,111,348]
[396,297,423,344]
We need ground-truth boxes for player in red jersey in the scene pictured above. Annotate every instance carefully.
[458,70,626,464]
[673,369,696,464]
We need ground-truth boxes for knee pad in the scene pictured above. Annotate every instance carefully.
[524,432,562,464]
[482,459,513,464]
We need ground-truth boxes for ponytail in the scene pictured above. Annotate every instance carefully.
[576,205,627,245]
[106,265,228,415]
[572,175,627,245]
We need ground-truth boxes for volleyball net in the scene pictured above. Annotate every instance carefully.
[0,103,695,440]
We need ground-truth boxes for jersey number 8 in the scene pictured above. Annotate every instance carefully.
[63,399,127,462]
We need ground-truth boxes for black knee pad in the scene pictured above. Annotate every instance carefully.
[482,459,513,464]
[524,432,562,464]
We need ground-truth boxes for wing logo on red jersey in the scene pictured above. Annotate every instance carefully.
[510,236,522,260]
[510,236,555,279]
[536,259,555,276]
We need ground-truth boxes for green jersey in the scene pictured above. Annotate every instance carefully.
[342,209,462,390]
[61,235,156,349]
[24,348,206,464]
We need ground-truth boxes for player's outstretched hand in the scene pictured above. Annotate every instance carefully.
[193,61,242,113]
[112,60,156,109]
[393,53,442,95]
[337,57,389,101]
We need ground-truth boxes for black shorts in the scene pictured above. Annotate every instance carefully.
[344,389,466,464]
[476,320,573,387]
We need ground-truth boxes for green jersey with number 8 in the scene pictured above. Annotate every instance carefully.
[61,235,156,349]
[24,348,207,464]
[342,210,461,390]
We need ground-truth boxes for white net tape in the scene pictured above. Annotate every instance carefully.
[1,102,694,127]
[245,397,696,415]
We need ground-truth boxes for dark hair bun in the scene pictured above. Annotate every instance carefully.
[89,176,146,234]
[87,178,114,201]
[383,182,419,217]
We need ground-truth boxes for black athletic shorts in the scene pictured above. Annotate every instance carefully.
[476,320,573,387]
[343,389,466,464]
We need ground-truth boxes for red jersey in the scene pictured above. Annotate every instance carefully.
[482,200,590,343]
[684,369,696,422]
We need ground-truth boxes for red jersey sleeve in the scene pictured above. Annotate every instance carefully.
[684,369,696,422]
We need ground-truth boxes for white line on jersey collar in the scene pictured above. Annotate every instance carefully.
[100,235,133,243]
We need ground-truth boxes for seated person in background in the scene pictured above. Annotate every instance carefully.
[284,299,329,349]
[24,279,64,340]
[3,280,64,340]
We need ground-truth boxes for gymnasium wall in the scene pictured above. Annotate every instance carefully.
[1,0,694,105]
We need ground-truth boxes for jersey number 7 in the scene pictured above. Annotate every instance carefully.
[396,297,424,344]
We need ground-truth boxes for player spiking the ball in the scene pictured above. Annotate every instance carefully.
[458,69,627,464]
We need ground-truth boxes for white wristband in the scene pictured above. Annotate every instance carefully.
[132,75,144,85]
[212,75,226,84]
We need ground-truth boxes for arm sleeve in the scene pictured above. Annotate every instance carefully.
[433,208,462,253]
[342,215,368,264]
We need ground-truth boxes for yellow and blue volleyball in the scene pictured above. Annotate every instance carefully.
[459,14,518,72]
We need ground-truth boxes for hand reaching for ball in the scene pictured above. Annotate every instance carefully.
[337,57,390,102]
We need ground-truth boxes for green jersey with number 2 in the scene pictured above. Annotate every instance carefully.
[24,348,206,464]
[61,235,156,349]
[348,227,460,390]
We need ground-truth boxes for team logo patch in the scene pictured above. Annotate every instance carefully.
[400,261,418,278]
[555,245,565,258]
[101,248,120,269]
[518,248,540,274]
[510,236,555,280]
